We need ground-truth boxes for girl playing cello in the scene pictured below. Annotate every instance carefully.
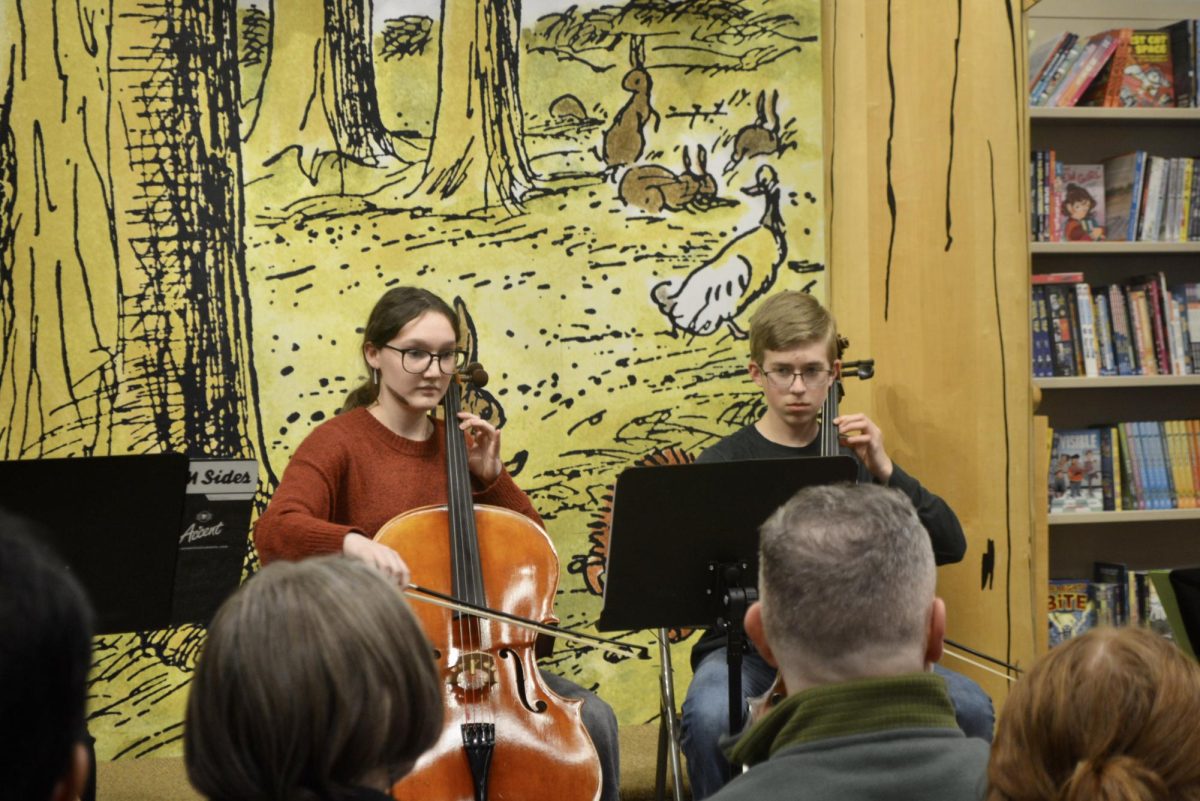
[255,286,619,801]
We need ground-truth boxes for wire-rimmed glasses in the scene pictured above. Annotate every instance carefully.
[758,365,834,390]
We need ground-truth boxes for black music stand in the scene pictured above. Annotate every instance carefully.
[0,453,248,634]
[597,455,858,797]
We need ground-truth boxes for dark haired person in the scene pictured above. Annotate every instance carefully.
[0,510,95,801]
[254,286,621,800]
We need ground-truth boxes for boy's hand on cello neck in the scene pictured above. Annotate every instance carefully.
[458,411,502,485]
[833,413,894,484]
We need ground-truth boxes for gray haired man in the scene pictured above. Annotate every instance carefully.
[709,483,989,801]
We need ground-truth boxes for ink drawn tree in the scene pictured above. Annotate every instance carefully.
[1,0,266,464]
[394,0,536,214]
[247,0,395,180]
[0,0,120,459]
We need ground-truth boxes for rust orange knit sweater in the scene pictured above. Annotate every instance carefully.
[254,407,544,563]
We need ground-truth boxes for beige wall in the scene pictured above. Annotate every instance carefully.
[824,0,1039,707]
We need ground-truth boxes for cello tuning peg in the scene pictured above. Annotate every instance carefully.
[463,362,489,388]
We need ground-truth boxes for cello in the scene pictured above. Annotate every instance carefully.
[375,363,602,801]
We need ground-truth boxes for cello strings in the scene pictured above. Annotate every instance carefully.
[445,384,474,727]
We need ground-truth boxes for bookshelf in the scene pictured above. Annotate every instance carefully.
[1028,0,1200,582]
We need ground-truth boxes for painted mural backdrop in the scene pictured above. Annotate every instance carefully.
[0,0,821,757]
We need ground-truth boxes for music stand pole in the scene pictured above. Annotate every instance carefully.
[654,628,685,801]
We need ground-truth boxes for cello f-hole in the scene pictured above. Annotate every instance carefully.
[500,648,549,714]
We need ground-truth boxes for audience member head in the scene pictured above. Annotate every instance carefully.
[185,556,442,801]
[745,483,943,690]
[748,290,838,367]
[344,286,460,411]
[0,509,94,801]
[987,626,1200,801]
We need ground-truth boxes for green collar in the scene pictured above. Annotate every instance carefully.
[728,672,959,766]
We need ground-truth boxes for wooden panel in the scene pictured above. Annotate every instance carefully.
[825,0,1036,706]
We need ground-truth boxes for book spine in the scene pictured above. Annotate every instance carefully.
[1153,421,1177,509]
[1110,424,1124,511]
[1186,284,1200,366]
[1167,21,1195,108]
[1031,286,1054,378]
[1064,32,1121,107]
[1144,276,1173,374]
[1180,160,1194,242]
[1094,291,1117,376]
[1189,159,1200,239]
[1047,285,1078,376]
[1168,421,1193,509]
[1108,285,1136,375]
[1176,287,1194,374]
[1075,283,1100,377]
[1051,40,1100,107]
[1189,420,1200,509]
[1098,426,1116,511]
[1066,285,1085,375]
[1166,288,1189,374]
[1117,423,1141,510]
[1127,287,1156,375]
[1129,150,1147,241]
[1104,31,1133,108]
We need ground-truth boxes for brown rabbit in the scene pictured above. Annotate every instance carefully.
[600,37,660,180]
[619,145,718,213]
[726,89,780,174]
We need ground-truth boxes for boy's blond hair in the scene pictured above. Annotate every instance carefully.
[748,291,838,365]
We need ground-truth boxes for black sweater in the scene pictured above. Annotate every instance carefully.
[690,423,966,668]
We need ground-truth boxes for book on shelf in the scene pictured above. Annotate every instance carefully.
[1074,283,1101,376]
[1116,29,1176,108]
[1030,21,1200,108]
[1049,567,1200,657]
[1108,284,1137,376]
[1102,151,1146,242]
[1056,29,1125,108]
[1029,32,1078,103]
[1028,151,1200,243]
[1045,420,1200,513]
[1032,278,1200,377]
[1061,163,1106,242]
[1049,579,1096,647]
[1033,34,1085,106]
[1031,285,1055,378]
[1049,429,1104,513]
[1161,20,1197,108]
[1094,291,1117,376]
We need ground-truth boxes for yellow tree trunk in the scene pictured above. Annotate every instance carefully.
[410,0,535,214]
[825,0,1034,708]
[246,0,395,181]
[0,0,119,459]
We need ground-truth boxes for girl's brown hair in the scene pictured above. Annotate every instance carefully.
[987,626,1200,801]
[185,557,443,801]
[342,287,460,411]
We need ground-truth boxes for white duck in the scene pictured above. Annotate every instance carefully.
[651,165,787,339]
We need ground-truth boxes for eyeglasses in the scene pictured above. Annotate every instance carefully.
[381,345,467,375]
[758,365,834,390]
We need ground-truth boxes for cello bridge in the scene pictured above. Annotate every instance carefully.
[449,651,497,692]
